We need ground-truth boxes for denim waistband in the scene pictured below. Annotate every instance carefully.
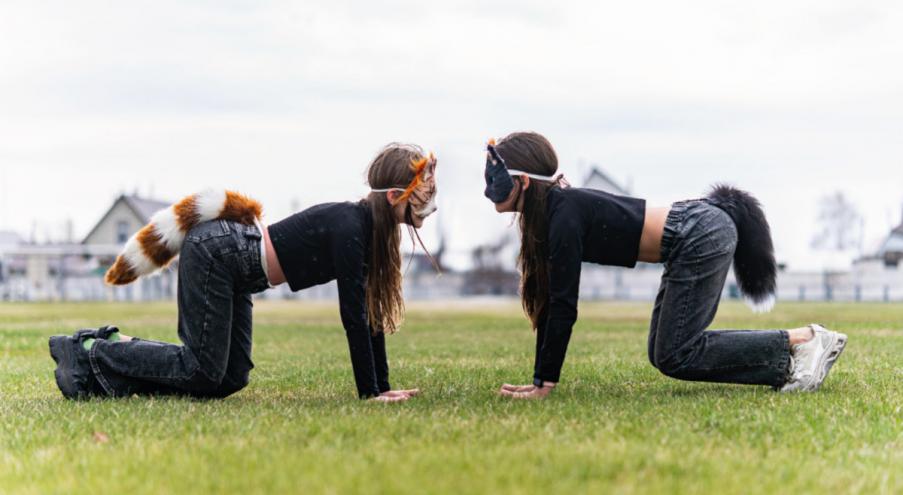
[245,230,270,295]
[660,200,698,262]
[218,220,270,294]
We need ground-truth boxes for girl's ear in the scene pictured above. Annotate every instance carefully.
[386,190,401,204]
[521,176,531,190]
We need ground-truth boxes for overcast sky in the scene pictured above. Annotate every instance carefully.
[1,1,902,270]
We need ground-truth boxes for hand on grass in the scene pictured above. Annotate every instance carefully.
[498,383,555,399]
[500,384,535,393]
[370,394,407,403]
[383,389,420,398]
[370,389,420,403]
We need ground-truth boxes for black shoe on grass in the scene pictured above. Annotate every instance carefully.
[48,335,97,400]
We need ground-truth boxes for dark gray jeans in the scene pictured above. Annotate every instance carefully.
[648,200,791,387]
[89,220,270,398]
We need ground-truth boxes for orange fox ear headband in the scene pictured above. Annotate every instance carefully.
[371,152,438,218]
[371,151,442,274]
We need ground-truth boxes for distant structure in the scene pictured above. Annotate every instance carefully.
[775,204,903,302]
[83,194,176,301]
[578,167,664,300]
[399,227,466,300]
[875,208,903,267]
[83,195,170,245]
[2,190,903,303]
[462,165,665,300]
[0,231,23,300]
[0,194,175,301]
[464,231,519,296]
[582,167,629,195]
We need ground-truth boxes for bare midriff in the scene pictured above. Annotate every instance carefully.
[637,207,670,264]
[262,225,287,286]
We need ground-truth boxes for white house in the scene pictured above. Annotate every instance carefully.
[82,194,176,301]
[83,195,170,246]
[0,195,176,301]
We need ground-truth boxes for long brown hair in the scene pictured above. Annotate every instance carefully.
[362,143,425,334]
[495,132,560,329]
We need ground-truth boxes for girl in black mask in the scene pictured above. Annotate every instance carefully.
[483,132,847,399]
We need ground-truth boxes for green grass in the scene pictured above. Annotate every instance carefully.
[1,300,901,494]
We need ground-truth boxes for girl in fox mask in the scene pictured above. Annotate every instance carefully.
[49,143,438,402]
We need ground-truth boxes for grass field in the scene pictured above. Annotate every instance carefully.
[0,300,901,494]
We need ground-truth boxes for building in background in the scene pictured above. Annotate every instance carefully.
[462,165,665,300]
[0,195,175,301]
[82,194,176,301]
[83,195,170,246]
[776,207,903,302]
[2,190,903,303]
[578,167,664,301]
[0,231,24,300]
[876,210,903,267]
[582,167,630,193]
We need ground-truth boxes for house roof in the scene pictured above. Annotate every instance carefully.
[878,206,903,254]
[582,167,629,195]
[81,194,171,244]
[123,196,170,222]
[883,230,903,253]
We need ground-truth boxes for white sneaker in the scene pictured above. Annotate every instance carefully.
[781,324,848,392]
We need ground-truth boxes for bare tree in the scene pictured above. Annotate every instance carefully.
[811,191,863,253]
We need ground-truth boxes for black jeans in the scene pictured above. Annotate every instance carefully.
[648,200,791,387]
[89,220,270,398]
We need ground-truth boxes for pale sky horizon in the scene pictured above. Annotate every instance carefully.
[1,1,902,271]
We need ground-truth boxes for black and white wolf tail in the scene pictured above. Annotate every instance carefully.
[706,185,777,313]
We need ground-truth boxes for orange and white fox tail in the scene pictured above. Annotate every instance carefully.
[105,190,263,285]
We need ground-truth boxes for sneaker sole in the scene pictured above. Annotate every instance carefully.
[48,336,86,400]
[813,332,847,391]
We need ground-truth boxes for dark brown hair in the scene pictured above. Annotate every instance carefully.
[495,132,560,329]
[362,143,425,334]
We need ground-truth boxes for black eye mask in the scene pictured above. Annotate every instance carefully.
[484,142,516,204]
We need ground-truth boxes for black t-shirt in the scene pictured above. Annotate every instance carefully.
[267,201,390,399]
[534,187,646,384]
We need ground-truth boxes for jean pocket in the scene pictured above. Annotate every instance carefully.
[242,224,262,240]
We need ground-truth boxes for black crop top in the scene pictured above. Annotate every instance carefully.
[267,201,390,399]
[533,187,646,385]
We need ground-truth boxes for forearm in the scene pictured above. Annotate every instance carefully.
[534,316,575,383]
[345,328,381,399]
[370,330,391,393]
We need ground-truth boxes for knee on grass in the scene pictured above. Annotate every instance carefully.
[190,368,251,399]
[649,352,693,379]
[215,371,251,398]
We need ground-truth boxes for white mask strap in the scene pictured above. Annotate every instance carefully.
[508,170,558,181]
[370,188,406,193]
